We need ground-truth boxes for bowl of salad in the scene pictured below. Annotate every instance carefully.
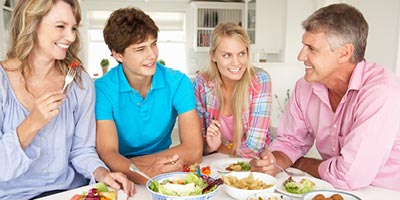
[146,172,223,200]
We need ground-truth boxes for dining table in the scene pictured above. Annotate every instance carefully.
[36,152,400,200]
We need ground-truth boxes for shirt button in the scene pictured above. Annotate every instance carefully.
[332,147,335,151]
[333,124,337,128]
[137,102,141,106]
[43,169,47,173]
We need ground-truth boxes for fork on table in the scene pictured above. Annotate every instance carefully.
[62,68,76,92]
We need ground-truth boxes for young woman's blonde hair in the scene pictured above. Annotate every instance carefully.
[6,0,83,86]
[201,22,256,155]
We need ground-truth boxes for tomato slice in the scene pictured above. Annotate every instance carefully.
[201,166,211,175]
[70,194,83,200]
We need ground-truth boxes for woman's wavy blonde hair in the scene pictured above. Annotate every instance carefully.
[6,0,83,86]
[201,22,255,155]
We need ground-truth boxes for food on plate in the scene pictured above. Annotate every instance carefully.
[283,176,315,194]
[149,172,223,196]
[182,163,211,176]
[70,183,116,200]
[312,193,344,200]
[249,197,279,200]
[222,172,273,190]
[201,166,211,175]
[225,161,251,171]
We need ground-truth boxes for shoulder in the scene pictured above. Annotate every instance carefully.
[71,70,95,98]
[354,61,400,96]
[360,61,400,86]
[0,66,8,98]
[157,64,191,86]
[94,65,120,91]
[80,70,94,88]
[193,73,207,84]
[158,64,187,80]
[252,67,271,83]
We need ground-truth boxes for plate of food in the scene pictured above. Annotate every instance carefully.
[210,158,251,173]
[182,163,219,178]
[247,192,294,200]
[276,176,334,198]
[70,182,124,200]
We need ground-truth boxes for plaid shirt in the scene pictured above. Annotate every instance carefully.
[193,68,272,158]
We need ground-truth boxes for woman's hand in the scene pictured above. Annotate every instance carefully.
[93,167,135,197]
[17,91,66,149]
[205,119,222,153]
[28,90,66,129]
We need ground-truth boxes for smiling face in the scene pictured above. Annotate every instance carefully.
[211,36,249,84]
[34,0,77,60]
[114,36,159,78]
[297,31,342,84]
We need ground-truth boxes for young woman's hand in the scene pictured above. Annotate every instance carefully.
[205,119,222,153]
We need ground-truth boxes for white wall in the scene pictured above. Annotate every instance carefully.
[256,63,304,127]
[346,0,400,74]
[283,0,317,63]
[266,0,400,126]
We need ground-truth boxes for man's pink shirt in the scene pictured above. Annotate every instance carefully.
[270,60,400,191]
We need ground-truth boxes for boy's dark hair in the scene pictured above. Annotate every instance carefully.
[103,7,159,54]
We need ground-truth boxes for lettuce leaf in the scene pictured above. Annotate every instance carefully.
[284,178,314,194]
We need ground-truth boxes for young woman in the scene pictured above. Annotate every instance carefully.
[193,22,273,158]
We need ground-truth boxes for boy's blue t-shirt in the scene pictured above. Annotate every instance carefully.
[95,62,196,157]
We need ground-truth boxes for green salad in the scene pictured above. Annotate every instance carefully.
[225,161,251,171]
[149,173,223,196]
[283,176,315,194]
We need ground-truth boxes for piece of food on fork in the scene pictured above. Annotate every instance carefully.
[63,61,78,91]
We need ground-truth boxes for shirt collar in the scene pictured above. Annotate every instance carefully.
[118,62,165,93]
[347,59,367,91]
[310,60,367,91]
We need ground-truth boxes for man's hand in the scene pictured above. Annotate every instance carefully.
[250,150,278,175]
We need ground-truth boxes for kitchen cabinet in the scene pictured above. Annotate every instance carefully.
[190,1,245,51]
[252,0,286,63]
[190,0,285,62]
[0,0,16,59]
[246,0,256,44]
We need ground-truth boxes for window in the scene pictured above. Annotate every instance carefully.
[86,10,186,78]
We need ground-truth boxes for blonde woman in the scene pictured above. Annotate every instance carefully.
[193,22,272,158]
[0,0,134,199]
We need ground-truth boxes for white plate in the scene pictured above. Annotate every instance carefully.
[117,190,128,200]
[276,176,334,198]
[247,192,294,200]
[302,190,361,200]
[210,158,251,173]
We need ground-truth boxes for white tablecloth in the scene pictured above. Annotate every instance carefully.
[37,153,400,200]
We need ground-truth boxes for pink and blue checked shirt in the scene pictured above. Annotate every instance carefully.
[193,67,273,158]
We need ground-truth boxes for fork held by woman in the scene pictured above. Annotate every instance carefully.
[63,63,77,91]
